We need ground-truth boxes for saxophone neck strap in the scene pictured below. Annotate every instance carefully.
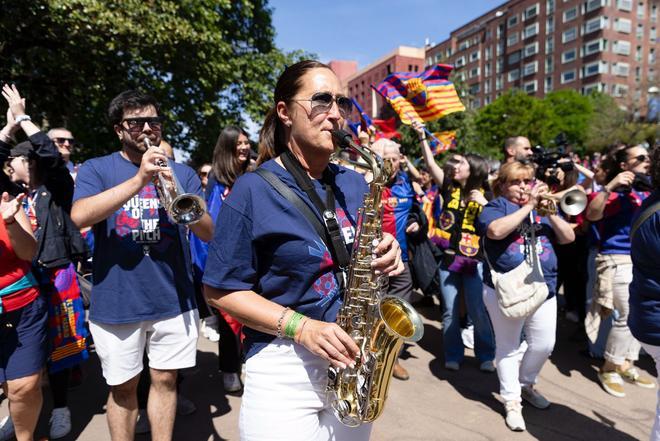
[262,153,350,271]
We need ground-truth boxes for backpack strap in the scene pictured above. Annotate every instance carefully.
[630,200,660,241]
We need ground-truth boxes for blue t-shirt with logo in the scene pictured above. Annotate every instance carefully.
[476,197,558,297]
[597,190,649,255]
[202,159,367,359]
[382,171,414,262]
[73,152,200,324]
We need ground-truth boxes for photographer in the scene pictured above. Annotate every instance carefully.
[585,144,655,398]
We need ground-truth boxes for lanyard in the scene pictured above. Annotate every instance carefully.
[281,151,350,270]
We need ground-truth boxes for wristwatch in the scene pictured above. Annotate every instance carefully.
[15,115,31,123]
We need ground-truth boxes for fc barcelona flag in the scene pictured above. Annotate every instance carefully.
[375,64,465,125]
[429,130,457,155]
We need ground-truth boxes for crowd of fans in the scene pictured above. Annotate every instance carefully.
[0,59,659,441]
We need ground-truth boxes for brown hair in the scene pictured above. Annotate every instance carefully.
[257,60,333,165]
[493,161,535,197]
[212,126,250,187]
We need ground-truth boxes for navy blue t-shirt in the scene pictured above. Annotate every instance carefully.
[203,159,368,359]
[73,152,200,324]
[629,190,660,346]
[476,197,558,298]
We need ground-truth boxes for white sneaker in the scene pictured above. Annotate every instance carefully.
[206,328,220,342]
[177,394,197,416]
[50,406,72,439]
[135,409,151,434]
[0,416,14,441]
[521,386,551,409]
[504,401,526,431]
[203,315,219,339]
[223,372,242,393]
[461,325,475,349]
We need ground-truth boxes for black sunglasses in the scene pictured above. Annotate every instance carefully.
[629,154,649,162]
[53,137,75,146]
[121,117,163,132]
[293,92,353,118]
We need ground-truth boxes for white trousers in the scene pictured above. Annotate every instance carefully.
[239,338,372,441]
[604,262,641,365]
[483,285,557,402]
[641,343,660,441]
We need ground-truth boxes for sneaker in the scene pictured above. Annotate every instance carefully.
[461,325,475,349]
[521,386,550,409]
[618,367,656,389]
[480,360,496,373]
[223,372,243,392]
[206,328,220,342]
[202,315,219,338]
[444,361,460,371]
[598,371,626,397]
[504,400,526,431]
[135,409,151,434]
[49,407,72,439]
[0,416,15,441]
[177,394,197,416]
[392,362,409,381]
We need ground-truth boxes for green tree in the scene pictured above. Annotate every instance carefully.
[543,89,593,148]
[0,0,310,164]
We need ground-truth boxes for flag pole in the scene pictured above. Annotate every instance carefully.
[369,84,442,145]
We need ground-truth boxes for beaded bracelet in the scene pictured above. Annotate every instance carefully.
[284,312,305,339]
[276,307,290,339]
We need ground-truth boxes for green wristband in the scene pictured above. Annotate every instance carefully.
[284,312,305,339]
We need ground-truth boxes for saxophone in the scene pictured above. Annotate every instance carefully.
[328,130,424,427]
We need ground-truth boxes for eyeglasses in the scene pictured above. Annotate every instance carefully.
[121,117,163,133]
[629,154,649,162]
[53,137,75,147]
[292,92,353,118]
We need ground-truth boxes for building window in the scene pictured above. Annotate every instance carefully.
[546,0,555,14]
[497,58,504,73]
[496,75,503,90]
[545,76,553,93]
[546,56,554,73]
[485,46,492,60]
[455,56,466,67]
[546,16,555,33]
[652,27,657,42]
[509,51,522,65]
[613,40,632,55]
[652,4,657,22]
[469,67,481,78]
[387,65,392,74]
[637,1,645,19]
[636,45,643,61]
[458,40,470,51]
[614,18,632,33]
[612,84,629,97]
[435,53,443,63]
[525,3,539,19]
[470,50,480,62]
[613,62,630,76]
[524,80,538,93]
[561,70,577,83]
[582,38,606,56]
[508,32,519,46]
[508,69,520,82]
[485,80,491,94]
[523,61,538,76]
[617,0,633,11]
[469,83,481,94]
[637,23,644,39]
[562,27,577,43]
[470,98,481,109]
[508,15,519,27]
[582,83,603,94]
[582,61,606,77]
[563,7,578,22]
[485,62,492,77]
[524,22,539,39]
[524,41,540,57]
[485,96,492,105]
[585,0,604,12]
[584,17,607,35]
[562,48,578,63]
[546,36,554,53]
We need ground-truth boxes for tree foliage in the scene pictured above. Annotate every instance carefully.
[0,0,310,164]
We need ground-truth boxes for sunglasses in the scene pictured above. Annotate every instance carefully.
[53,137,75,146]
[293,92,353,118]
[629,154,649,162]
[121,117,163,133]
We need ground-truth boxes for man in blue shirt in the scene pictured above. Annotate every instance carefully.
[71,90,213,440]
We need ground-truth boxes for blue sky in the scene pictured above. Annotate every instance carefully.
[270,0,506,68]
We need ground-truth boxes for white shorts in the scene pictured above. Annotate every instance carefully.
[90,309,199,386]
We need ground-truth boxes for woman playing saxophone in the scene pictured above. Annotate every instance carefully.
[203,60,403,441]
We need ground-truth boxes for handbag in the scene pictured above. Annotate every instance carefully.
[484,212,548,319]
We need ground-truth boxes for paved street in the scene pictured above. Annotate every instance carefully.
[1,298,656,440]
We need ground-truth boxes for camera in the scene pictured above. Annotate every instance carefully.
[531,142,574,186]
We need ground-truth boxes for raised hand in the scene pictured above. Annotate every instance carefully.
[1,84,27,118]
[0,192,26,223]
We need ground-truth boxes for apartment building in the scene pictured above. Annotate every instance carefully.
[345,46,425,118]
[425,0,658,116]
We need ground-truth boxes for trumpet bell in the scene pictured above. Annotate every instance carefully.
[560,189,587,216]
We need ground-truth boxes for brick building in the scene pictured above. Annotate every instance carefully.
[425,0,658,117]
[346,46,426,118]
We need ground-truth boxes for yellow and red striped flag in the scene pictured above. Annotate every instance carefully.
[375,64,465,125]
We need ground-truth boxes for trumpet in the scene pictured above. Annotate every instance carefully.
[145,138,207,225]
[535,188,587,216]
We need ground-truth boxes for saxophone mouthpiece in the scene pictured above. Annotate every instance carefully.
[331,129,354,150]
